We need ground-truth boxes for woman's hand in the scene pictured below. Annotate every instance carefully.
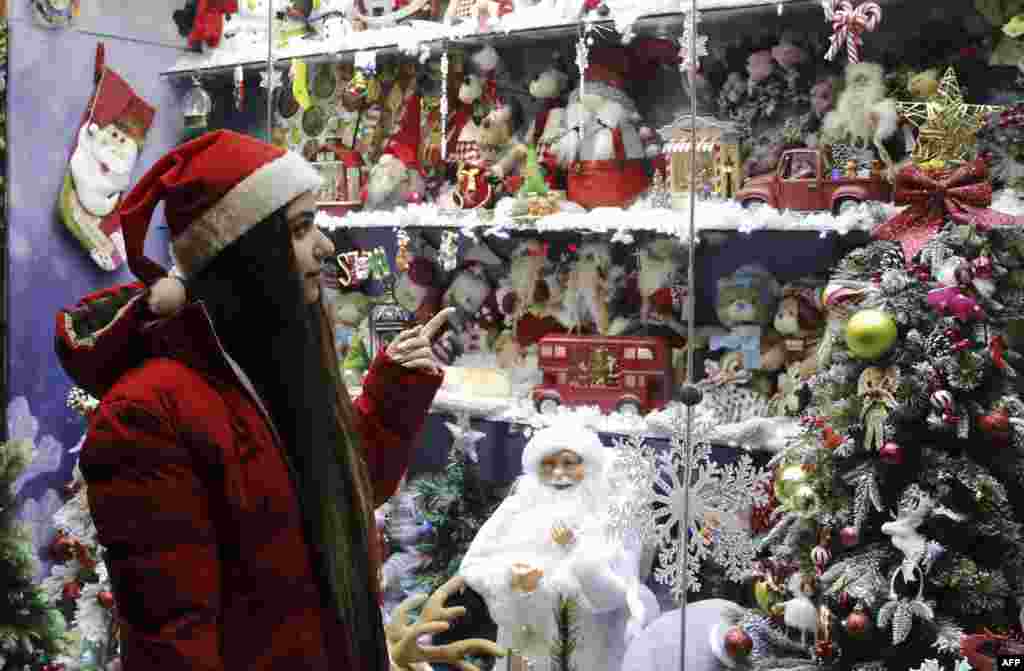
[386,307,456,374]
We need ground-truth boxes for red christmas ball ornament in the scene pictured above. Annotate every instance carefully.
[61,580,82,601]
[839,525,859,547]
[844,603,871,638]
[838,590,852,610]
[978,408,1011,443]
[74,542,97,570]
[879,442,903,465]
[97,590,115,609]
[50,531,76,561]
[724,625,754,660]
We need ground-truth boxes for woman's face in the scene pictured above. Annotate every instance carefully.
[286,191,335,304]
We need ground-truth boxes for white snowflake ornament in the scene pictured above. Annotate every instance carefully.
[444,411,486,463]
[259,69,284,92]
[607,409,771,601]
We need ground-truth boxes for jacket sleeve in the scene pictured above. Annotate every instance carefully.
[352,351,443,506]
[80,398,224,671]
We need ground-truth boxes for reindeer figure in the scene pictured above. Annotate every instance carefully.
[386,576,506,671]
[880,484,962,582]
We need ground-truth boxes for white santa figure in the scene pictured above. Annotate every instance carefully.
[459,421,659,671]
[364,93,427,210]
[821,62,914,174]
[554,46,650,209]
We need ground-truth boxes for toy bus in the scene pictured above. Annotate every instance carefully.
[532,334,674,416]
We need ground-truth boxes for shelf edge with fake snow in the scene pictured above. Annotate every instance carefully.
[316,189,1024,237]
[164,0,835,75]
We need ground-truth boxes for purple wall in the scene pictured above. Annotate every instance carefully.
[8,16,183,575]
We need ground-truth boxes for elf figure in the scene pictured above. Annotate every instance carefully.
[60,44,155,271]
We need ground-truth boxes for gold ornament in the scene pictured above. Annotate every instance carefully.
[896,67,1004,165]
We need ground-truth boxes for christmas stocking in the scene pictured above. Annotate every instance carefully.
[59,44,156,271]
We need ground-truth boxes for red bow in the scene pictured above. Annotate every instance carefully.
[872,159,1016,260]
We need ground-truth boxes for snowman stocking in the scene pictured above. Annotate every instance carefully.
[59,44,155,271]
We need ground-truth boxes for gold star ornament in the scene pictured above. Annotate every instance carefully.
[896,67,1004,166]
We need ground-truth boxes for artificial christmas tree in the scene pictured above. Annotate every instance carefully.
[408,413,508,594]
[0,439,68,671]
[39,389,118,671]
[749,158,1024,671]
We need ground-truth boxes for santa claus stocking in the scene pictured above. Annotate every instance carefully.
[59,44,156,271]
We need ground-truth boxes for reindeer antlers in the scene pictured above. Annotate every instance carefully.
[387,576,507,671]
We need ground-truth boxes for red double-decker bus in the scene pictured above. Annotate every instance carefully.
[532,334,674,416]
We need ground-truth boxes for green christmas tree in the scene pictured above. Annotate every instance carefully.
[549,595,580,671]
[518,145,549,197]
[0,440,68,671]
[410,413,509,594]
[755,220,1024,671]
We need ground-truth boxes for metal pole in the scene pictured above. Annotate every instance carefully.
[679,0,699,667]
[266,0,274,141]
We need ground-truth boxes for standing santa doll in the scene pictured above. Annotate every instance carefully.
[554,45,651,209]
[363,93,427,210]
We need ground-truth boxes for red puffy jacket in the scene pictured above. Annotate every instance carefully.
[56,284,442,670]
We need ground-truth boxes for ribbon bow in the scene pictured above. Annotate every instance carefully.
[526,242,550,258]
[823,0,882,63]
[871,159,1015,260]
[458,165,482,193]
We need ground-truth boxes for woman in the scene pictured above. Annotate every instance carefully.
[55,131,500,671]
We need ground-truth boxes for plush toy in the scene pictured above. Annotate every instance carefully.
[470,99,528,204]
[434,262,501,362]
[610,238,688,339]
[524,61,570,186]
[710,265,780,371]
[553,46,650,209]
[450,46,503,166]
[332,291,373,358]
[822,62,908,172]
[498,239,568,347]
[561,241,618,334]
[393,255,444,323]
[773,283,825,378]
[364,94,427,210]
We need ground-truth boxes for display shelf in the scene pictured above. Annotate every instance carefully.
[161,0,828,77]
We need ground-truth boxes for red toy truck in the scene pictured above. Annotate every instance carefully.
[532,334,673,416]
[734,147,892,215]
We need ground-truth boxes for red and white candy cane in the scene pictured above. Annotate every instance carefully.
[822,0,882,63]
[930,390,958,426]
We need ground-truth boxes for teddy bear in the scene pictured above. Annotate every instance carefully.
[709,265,781,372]
[773,282,825,379]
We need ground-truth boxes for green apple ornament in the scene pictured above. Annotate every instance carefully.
[845,309,898,360]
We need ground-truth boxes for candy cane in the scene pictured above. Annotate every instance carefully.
[824,0,882,64]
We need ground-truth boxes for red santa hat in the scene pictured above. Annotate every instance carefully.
[118,130,322,312]
[584,47,630,92]
[521,420,608,477]
[381,95,424,176]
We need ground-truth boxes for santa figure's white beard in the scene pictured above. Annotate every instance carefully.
[554,97,643,164]
[70,124,136,218]
[824,81,887,145]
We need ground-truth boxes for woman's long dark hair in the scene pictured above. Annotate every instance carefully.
[185,208,382,666]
